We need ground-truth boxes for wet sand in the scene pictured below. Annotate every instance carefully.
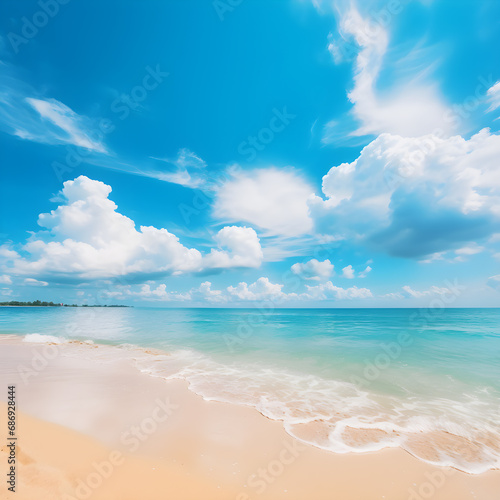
[0,337,499,499]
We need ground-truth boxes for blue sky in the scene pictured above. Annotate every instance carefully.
[1,0,500,307]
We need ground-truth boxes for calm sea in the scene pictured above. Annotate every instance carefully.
[1,306,499,473]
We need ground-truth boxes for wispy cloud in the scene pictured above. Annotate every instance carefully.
[0,64,219,188]
[0,65,106,152]
[319,2,454,142]
[149,148,208,188]
[486,81,500,113]
[24,97,106,152]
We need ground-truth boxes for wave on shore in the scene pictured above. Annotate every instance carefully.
[22,334,500,474]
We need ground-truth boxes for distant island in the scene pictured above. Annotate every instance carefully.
[0,300,130,307]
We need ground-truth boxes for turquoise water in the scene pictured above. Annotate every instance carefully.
[1,307,499,472]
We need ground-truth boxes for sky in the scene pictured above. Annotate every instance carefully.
[0,0,500,307]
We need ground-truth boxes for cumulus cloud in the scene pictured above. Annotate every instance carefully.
[190,281,227,303]
[213,168,314,237]
[137,284,169,299]
[102,276,375,304]
[342,265,355,279]
[3,176,263,282]
[132,284,190,301]
[115,277,288,303]
[0,275,12,284]
[303,281,372,300]
[0,247,18,260]
[291,259,334,281]
[102,283,190,302]
[227,277,286,301]
[310,129,500,258]
[204,277,371,302]
[382,292,404,300]
[205,226,263,269]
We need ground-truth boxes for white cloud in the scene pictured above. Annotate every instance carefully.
[455,245,484,256]
[0,66,106,152]
[99,276,376,304]
[419,252,447,264]
[323,4,453,140]
[401,285,428,298]
[24,278,48,287]
[0,247,19,260]
[191,281,226,303]
[227,277,286,301]
[342,265,355,279]
[129,284,190,302]
[24,98,106,152]
[310,129,500,258]
[420,244,485,263]
[149,148,207,188]
[121,277,288,304]
[358,265,372,278]
[205,226,263,269]
[402,285,456,298]
[102,283,191,302]
[487,81,500,112]
[304,281,372,300]
[214,168,314,237]
[291,259,334,281]
[0,275,12,284]
[453,244,484,262]
[137,284,169,299]
[3,176,263,282]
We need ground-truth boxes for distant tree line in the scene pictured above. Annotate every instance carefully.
[0,300,61,307]
[0,300,130,307]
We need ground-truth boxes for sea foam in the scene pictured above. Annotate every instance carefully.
[127,346,500,474]
[23,333,66,344]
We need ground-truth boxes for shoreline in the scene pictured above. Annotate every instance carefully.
[1,335,499,499]
[2,305,499,309]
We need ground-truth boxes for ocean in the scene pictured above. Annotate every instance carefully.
[1,306,499,473]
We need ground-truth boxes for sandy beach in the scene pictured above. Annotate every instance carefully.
[0,335,498,500]
[1,0,499,497]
